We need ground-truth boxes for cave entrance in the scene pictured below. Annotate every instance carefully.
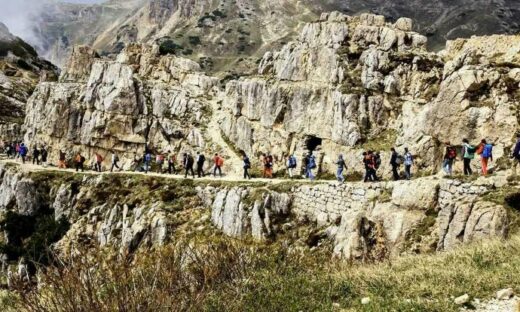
[305,135,322,152]
[506,193,520,211]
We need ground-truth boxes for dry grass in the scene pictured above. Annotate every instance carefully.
[4,235,520,312]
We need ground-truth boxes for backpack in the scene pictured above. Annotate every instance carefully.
[80,156,86,163]
[217,157,224,167]
[145,154,152,162]
[308,156,316,169]
[467,146,477,154]
[244,157,251,168]
[447,147,457,159]
[374,154,381,169]
[395,155,404,165]
[482,144,493,158]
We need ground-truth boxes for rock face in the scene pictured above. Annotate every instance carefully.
[196,173,514,260]
[0,23,58,143]
[23,43,219,168]
[219,12,520,176]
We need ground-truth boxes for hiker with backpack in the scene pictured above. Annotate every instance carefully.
[403,148,414,180]
[213,153,224,178]
[286,154,297,178]
[443,142,457,176]
[94,152,103,172]
[262,153,274,178]
[144,152,152,174]
[41,146,48,167]
[32,146,40,165]
[74,152,85,172]
[363,151,377,182]
[19,143,28,164]
[390,147,401,181]
[462,139,475,175]
[305,152,316,181]
[168,151,177,174]
[336,154,348,183]
[242,152,251,179]
[512,133,520,176]
[478,139,493,176]
[58,150,67,169]
[183,153,195,179]
[156,152,166,173]
[110,151,121,172]
[196,152,206,178]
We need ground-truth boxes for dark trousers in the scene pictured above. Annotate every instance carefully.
[405,165,412,180]
[463,158,473,175]
[110,161,120,172]
[95,162,102,172]
[185,166,195,178]
[197,164,204,178]
[168,162,176,174]
[21,155,26,164]
[392,164,400,181]
[364,167,376,182]
[244,167,251,179]
[214,165,222,177]
[75,162,84,172]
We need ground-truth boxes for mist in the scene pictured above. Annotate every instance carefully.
[0,0,106,48]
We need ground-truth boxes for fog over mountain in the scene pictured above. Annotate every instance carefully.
[0,0,106,49]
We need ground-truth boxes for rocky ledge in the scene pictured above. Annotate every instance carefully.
[1,162,518,263]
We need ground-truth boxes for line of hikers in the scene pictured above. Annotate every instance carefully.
[60,150,227,179]
[3,133,520,181]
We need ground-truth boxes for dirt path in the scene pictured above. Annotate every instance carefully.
[0,158,327,185]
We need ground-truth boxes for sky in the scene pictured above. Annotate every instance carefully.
[0,0,107,47]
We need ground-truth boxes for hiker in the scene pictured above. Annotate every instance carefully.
[242,152,251,179]
[363,151,376,182]
[41,147,48,167]
[390,147,401,181]
[156,152,165,173]
[110,151,121,172]
[196,152,206,178]
[131,153,141,172]
[57,150,67,168]
[15,143,20,159]
[512,133,520,176]
[403,148,414,180]
[478,139,493,176]
[94,152,103,172]
[74,152,85,172]
[183,153,195,179]
[213,153,224,178]
[168,151,177,174]
[19,143,28,164]
[336,154,348,183]
[144,151,152,174]
[286,154,297,178]
[443,142,457,176]
[305,152,316,181]
[32,146,40,165]
[374,152,382,173]
[262,153,273,178]
[462,139,475,175]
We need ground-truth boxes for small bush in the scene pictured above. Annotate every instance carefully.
[159,40,182,56]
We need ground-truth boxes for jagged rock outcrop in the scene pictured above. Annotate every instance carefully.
[0,23,58,142]
[23,43,219,167]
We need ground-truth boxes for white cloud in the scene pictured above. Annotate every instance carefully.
[0,0,106,48]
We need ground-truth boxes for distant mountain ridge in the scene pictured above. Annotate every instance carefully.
[28,0,520,72]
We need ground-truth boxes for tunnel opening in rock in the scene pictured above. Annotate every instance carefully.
[505,193,520,211]
[305,136,322,152]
